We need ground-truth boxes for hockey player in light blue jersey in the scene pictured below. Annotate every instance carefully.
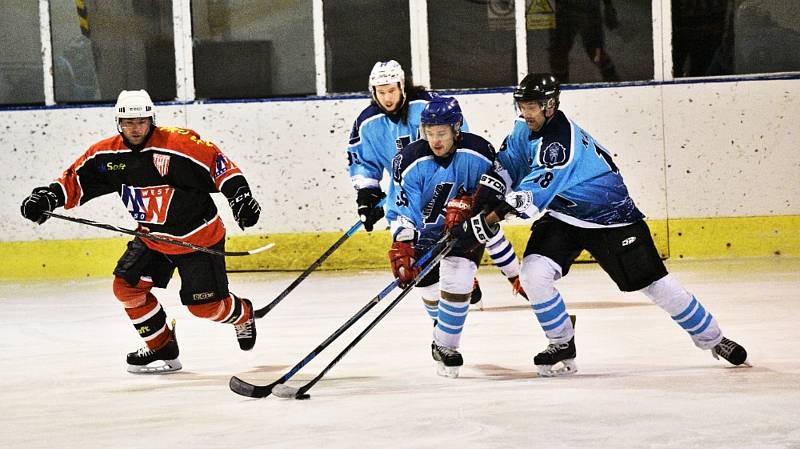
[456,73,748,376]
[387,96,533,378]
[346,60,525,307]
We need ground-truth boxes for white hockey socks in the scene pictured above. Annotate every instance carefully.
[640,274,722,349]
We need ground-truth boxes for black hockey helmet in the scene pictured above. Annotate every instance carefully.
[513,73,560,108]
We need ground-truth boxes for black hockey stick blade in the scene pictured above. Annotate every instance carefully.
[229,376,281,398]
[271,383,303,399]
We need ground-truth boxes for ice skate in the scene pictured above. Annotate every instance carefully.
[431,342,463,378]
[534,337,577,377]
[127,319,181,374]
[235,298,257,351]
[470,278,483,310]
[712,336,749,366]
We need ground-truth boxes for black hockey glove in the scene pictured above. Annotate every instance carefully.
[451,213,500,250]
[228,186,261,230]
[356,187,386,232]
[473,170,506,213]
[21,186,63,224]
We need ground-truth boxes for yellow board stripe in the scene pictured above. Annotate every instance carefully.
[1,216,797,280]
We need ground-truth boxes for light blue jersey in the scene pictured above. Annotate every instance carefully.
[389,133,495,250]
[346,91,468,223]
[498,111,643,226]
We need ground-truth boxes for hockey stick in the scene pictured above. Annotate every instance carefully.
[254,219,363,319]
[43,211,275,257]
[272,238,458,400]
[229,236,453,399]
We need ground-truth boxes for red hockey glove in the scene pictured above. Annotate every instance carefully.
[444,195,473,231]
[388,241,418,288]
[508,275,528,300]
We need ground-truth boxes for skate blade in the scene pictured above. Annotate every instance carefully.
[469,299,484,311]
[536,359,577,377]
[127,358,182,374]
[436,362,460,378]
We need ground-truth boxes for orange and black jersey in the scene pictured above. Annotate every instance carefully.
[50,126,250,255]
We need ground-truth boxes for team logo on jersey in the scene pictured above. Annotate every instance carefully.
[392,154,403,183]
[120,184,175,224]
[215,154,233,177]
[540,142,568,168]
[152,154,171,177]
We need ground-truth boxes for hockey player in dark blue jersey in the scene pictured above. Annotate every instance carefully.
[456,73,748,376]
[387,96,531,377]
[346,60,525,307]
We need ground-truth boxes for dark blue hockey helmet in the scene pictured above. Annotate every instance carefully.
[420,96,463,130]
[513,73,560,108]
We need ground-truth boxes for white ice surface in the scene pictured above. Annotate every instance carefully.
[1,258,799,449]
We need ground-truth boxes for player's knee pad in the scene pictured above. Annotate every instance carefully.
[639,274,692,314]
[187,295,235,321]
[439,256,477,295]
[520,254,562,303]
[112,276,153,309]
[417,284,440,303]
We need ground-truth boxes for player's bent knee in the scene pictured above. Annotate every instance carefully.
[112,276,151,308]
[439,257,477,294]
[187,301,225,320]
[520,254,562,302]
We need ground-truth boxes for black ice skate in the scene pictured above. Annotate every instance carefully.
[431,342,463,378]
[712,336,749,366]
[126,319,181,374]
[534,337,577,377]
[235,298,257,351]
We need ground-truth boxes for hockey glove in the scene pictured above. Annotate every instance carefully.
[20,186,63,224]
[473,170,507,213]
[508,275,528,300]
[451,213,500,250]
[356,187,386,232]
[444,194,473,231]
[228,186,261,230]
[388,241,418,288]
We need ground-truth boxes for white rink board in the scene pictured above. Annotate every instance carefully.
[1,78,798,242]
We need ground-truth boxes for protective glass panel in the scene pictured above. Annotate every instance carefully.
[0,0,44,105]
[191,0,315,99]
[50,1,175,103]
[428,0,517,89]
[324,0,411,93]
[525,0,654,84]
[673,0,800,77]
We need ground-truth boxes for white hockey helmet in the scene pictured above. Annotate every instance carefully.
[114,89,155,124]
[368,60,406,104]
[368,60,405,89]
